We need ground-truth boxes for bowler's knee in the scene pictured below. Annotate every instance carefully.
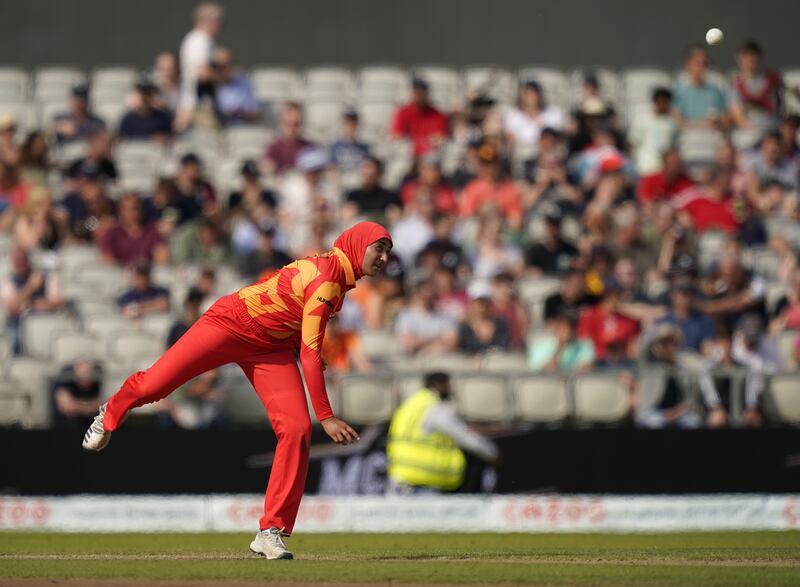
[279,417,312,447]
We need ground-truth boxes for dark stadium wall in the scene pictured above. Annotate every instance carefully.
[0,0,796,69]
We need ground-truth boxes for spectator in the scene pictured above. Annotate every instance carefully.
[263,102,313,174]
[116,262,170,320]
[656,279,716,354]
[577,278,640,363]
[391,189,436,268]
[51,84,105,144]
[470,213,525,280]
[698,250,766,337]
[99,193,169,266]
[13,185,60,251]
[118,79,174,142]
[0,248,64,353]
[386,371,498,495]
[142,177,179,223]
[55,161,115,243]
[504,80,565,155]
[329,109,370,176]
[637,148,694,205]
[629,87,680,175]
[173,153,218,224]
[770,267,800,332]
[778,114,800,159]
[395,278,458,355]
[637,325,702,428]
[730,40,783,131]
[673,45,728,129]
[213,47,261,126]
[65,129,118,184]
[176,1,224,131]
[400,152,459,215]
[321,298,373,373]
[529,308,594,373]
[457,281,511,356]
[731,313,778,427]
[236,219,293,280]
[0,114,20,165]
[744,130,800,199]
[675,165,742,235]
[18,131,50,186]
[52,359,103,428]
[432,266,468,321]
[390,77,449,156]
[279,147,339,253]
[459,143,523,229]
[352,253,405,329]
[544,268,589,322]
[524,144,582,210]
[489,272,529,350]
[524,205,578,276]
[153,51,181,112]
[0,161,31,219]
[415,213,465,274]
[344,156,402,221]
[568,92,616,155]
[227,160,277,217]
[172,217,229,266]
[166,287,205,348]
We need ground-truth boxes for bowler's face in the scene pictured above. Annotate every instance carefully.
[362,238,392,277]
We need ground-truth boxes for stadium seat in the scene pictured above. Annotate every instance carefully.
[21,312,76,359]
[140,313,173,342]
[6,356,56,427]
[337,374,395,424]
[766,282,788,315]
[305,100,345,143]
[0,390,31,426]
[413,66,462,110]
[464,66,515,105]
[394,373,424,401]
[51,330,104,366]
[34,66,86,101]
[93,101,127,129]
[74,263,126,297]
[516,276,562,305]
[776,330,799,371]
[731,127,763,151]
[765,374,800,424]
[480,352,529,372]
[305,67,355,103]
[751,248,781,281]
[452,374,511,423]
[0,99,35,131]
[358,66,410,104]
[765,216,800,247]
[511,374,570,423]
[101,369,129,401]
[358,102,395,143]
[84,314,136,344]
[569,68,624,111]
[225,125,273,160]
[222,368,270,426]
[58,245,102,279]
[0,67,30,100]
[358,329,399,362]
[572,372,630,424]
[413,352,475,372]
[109,331,162,367]
[622,68,672,112]
[517,66,569,108]
[697,230,728,270]
[250,66,303,106]
[91,66,137,92]
[679,128,724,166]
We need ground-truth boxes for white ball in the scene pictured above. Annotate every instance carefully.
[705,28,724,46]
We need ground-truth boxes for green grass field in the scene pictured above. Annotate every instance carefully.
[1,531,799,586]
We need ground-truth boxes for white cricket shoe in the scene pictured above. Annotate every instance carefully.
[82,403,112,452]
[250,527,293,560]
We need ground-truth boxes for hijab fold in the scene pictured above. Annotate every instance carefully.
[333,221,392,280]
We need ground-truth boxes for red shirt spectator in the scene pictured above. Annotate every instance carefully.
[459,144,522,226]
[401,154,458,214]
[391,78,449,156]
[674,165,743,234]
[577,297,640,360]
[637,150,694,203]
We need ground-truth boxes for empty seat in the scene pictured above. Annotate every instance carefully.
[140,313,173,342]
[517,276,562,305]
[338,375,395,424]
[766,282,788,315]
[21,312,75,359]
[6,357,56,427]
[766,374,800,424]
[225,125,273,159]
[305,100,345,142]
[306,67,355,102]
[109,331,162,366]
[250,67,303,105]
[84,315,137,344]
[0,391,30,426]
[93,101,127,129]
[413,66,462,110]
[569,68,624,111]
[358,66,410,104]
[91,66,137,92]
[51,330,104,366]
[452,374,510,423]
[623,68,672,110]
[394,373,424,401]
[732,127,763,151]
[358,102,395,143]
[572,373,630,424]
[517,67,569,108]
[58,245,102,279]
[698,230,729,270]
[511,374,570,423]
[679,128,724,165]
[411,352,475,372]
[358,329,399,362]
[0,67,30,100]
[464,66,515,105]
[222,368,270,426]
[480,352,529,372]
[0,100,35,131]
[751,248,781,281]
[74,263,126,297]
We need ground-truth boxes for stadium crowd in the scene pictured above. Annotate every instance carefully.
[1,2,800,430]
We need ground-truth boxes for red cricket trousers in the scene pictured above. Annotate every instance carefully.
[104,294,312,534]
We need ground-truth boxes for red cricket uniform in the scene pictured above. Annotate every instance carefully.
[103,222,392,534]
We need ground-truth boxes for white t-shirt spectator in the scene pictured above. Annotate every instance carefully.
[179,28,214,111]
[503,106,565,153]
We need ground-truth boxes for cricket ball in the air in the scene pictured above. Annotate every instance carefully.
[705,28,724,46]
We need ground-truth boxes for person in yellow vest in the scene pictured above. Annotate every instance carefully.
[386,372,499,494]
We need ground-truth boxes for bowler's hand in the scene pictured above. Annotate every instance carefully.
[321,417,360,445]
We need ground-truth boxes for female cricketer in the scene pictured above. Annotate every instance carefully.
[82,221,393,559]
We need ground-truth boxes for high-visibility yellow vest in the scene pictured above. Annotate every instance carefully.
[386,388,466,491]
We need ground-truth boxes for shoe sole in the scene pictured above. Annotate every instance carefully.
[250,547,293,560]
